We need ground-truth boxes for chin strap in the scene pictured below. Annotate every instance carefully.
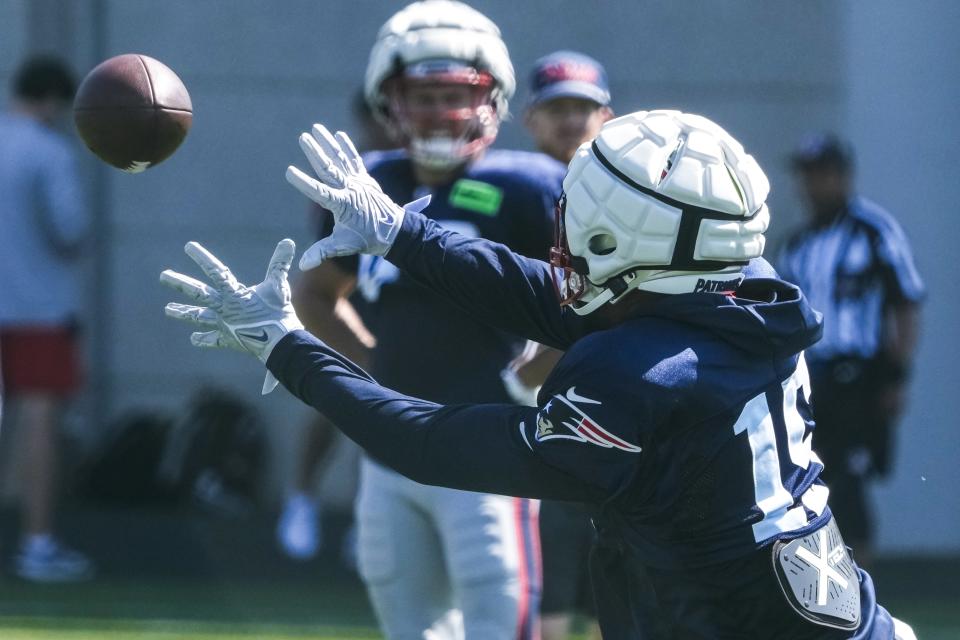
[571,272,639,316]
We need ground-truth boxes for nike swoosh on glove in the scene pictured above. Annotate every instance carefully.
[160,239,305,370]
[285,124,406,271]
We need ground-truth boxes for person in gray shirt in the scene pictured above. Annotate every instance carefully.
[0,56,93,582]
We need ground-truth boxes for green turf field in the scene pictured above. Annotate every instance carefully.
[0,578,957,639]
[0,580,379,639]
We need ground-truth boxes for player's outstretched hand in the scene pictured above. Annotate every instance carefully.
[160,239,304,364]
[285,124,406,270]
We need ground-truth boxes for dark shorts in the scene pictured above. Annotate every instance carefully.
[823,468,872,546]
[0,325,81,394]
[539,500,596,616]
[809,357,891,546]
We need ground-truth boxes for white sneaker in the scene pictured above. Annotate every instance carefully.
[277,494,321,560]
[15,537,95,583]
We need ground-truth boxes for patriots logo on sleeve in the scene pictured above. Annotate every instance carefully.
[534,388,642,453]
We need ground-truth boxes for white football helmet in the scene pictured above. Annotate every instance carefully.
[364,0,515,169]
[550,110,770,315]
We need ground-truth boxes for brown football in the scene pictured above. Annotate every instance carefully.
[73,54,192,173]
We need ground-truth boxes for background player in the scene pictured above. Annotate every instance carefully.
[283,2,563,637]
[0,56,93,582]
[777,133,924,568]
[163,109,917,638]
[277,90,394,562]
[514,50,614,640]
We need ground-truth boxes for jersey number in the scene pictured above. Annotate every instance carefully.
[733,355,825,542]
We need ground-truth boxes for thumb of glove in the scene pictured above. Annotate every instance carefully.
[299,227,365,271]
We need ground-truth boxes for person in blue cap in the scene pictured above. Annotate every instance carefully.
[513,50,616,640]
[524,51,614,165]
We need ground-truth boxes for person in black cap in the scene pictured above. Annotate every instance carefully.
[777,132,925,569]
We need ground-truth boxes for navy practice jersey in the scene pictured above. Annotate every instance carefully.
[271,211,898,638]
[319,148,565,404]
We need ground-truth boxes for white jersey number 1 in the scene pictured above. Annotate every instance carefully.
[733,355,828,542]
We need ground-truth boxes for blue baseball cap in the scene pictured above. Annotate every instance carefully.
[528,51,610,107]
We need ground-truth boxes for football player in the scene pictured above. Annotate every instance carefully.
[162,111,918,638]
[277,1,562,637]
[276,90,391,563]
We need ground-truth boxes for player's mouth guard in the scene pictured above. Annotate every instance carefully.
[772,516,862,630]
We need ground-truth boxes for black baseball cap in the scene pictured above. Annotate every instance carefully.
[791,132,854,171]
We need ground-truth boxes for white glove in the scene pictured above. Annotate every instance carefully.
[160,239,304,368]
[285,124,406,271]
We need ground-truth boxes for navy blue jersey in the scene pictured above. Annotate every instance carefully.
[270,211,898,638]
[319,148,565,403]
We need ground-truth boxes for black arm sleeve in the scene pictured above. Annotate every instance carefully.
[385,211,587,350]
[268,331,605,502]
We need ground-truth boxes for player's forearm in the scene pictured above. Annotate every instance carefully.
[883,303,920,369]
[40,154,90,256]
[39,194,89,258]
[267,330,600,502]
[387,211,583,350]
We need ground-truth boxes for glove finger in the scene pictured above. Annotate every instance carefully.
[286,165,346,211]
[299,132,345,186]
[183,242,242,293]
[298,235,360,271]
[264,238,296,285]
[159,269,221,306]
[165,302,219,328]
[190,330,226,349]
[335,131,364,174]
[311,123,351,173]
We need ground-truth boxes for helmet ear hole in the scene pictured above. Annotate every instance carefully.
[588,233,617,256]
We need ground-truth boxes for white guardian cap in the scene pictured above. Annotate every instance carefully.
[364,0,515,169]
[550,110,770,315]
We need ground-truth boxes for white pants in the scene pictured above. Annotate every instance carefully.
[356,458,540,640]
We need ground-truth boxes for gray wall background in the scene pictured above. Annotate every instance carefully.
[1,0,956,554]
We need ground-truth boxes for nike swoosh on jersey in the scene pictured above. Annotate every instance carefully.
[565,387,601,405]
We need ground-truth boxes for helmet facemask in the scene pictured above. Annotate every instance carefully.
[383,60,500,170]
[550,193,637,314]
[549,193,589,306]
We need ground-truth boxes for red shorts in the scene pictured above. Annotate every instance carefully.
[0,326,82,394]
